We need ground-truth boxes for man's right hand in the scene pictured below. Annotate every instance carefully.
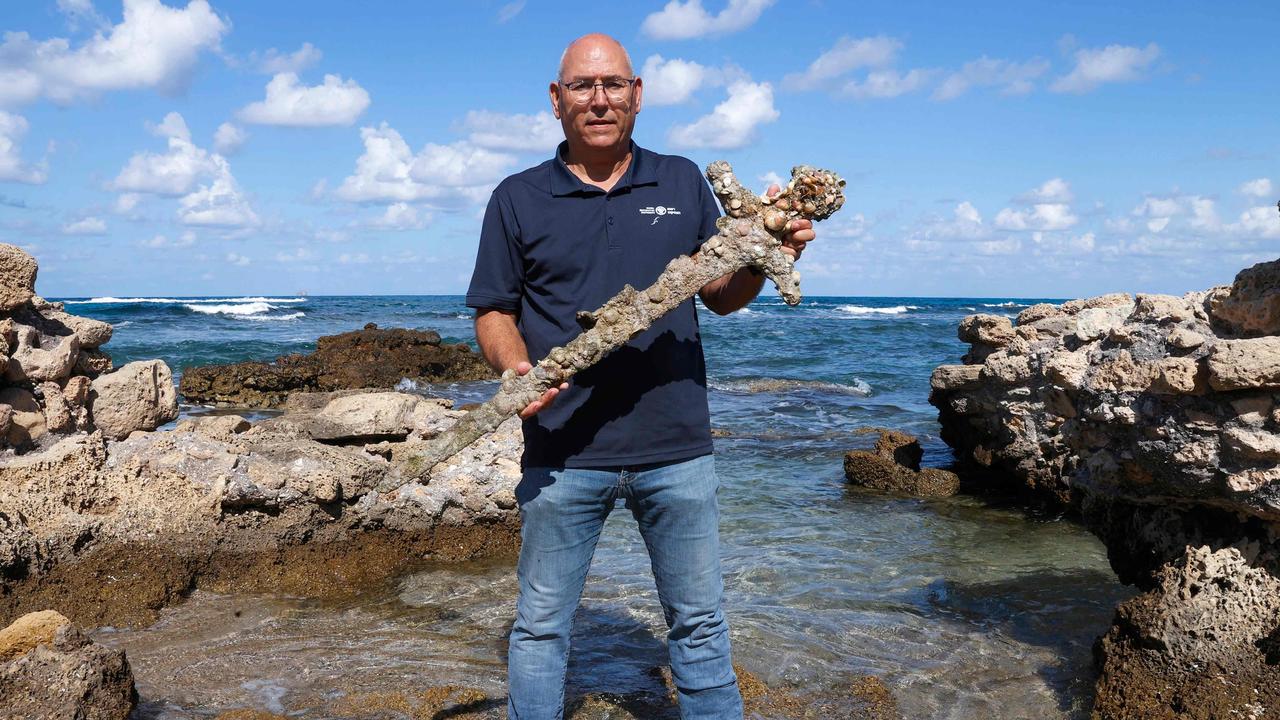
[515,361,569,418]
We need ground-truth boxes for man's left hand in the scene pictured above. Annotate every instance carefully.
[765,184,816,261]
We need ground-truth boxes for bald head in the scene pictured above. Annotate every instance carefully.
[557,33,633,82]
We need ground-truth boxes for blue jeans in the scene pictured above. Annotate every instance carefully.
[507,454,741,719]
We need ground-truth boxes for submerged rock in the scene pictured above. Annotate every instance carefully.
[843,427,959,498]
[0,610,137,720]
[929,256,1280,718]
[178,323,496,408]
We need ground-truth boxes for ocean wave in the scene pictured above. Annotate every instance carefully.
[980,301,1027,308]
[714,377,872,397]
[184,302,275,316]
[66,296,306,305]
[837,304,919,316]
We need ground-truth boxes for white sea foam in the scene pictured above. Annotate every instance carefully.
[184,302,274,316]
[981,301,1026,308]
[67,296,306,305]
[837,304,918,316]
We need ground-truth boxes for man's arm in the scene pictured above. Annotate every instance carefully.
[474,308,567,418]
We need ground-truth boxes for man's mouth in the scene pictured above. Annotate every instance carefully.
[586,119,613,126]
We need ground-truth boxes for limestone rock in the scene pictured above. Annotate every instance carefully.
[0,243,37,312]
[843,428,959,498]
[89,359,179,440]
[929,364,982,392]
[0,610,137,720]
[4,325,79,383]
[1208,257,1280,336]
[253,391,450,442]
[1222,427,1280,460]
[38,381,73,433]
[0,388,45,447]
[1206,337,1280,391]
[1093,545,1280,719]
[958,314,1014,346]
[1016,303,1061,325]
[1131,293,1194,324]
[74,348,113,378]
[1074,307,1124,342]
[1061,292,1132,314]
[1165,327,1205,350]
[190,414,252,439]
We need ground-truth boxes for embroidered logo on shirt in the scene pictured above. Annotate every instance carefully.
[638,205,682,225]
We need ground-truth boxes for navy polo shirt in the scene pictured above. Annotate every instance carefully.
[466,141,722,469]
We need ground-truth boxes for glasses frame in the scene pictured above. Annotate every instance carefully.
[558,76,636,105]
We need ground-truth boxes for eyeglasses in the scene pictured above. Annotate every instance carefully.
[559,76,635,104]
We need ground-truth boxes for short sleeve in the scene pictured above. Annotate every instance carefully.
[465,189,524,312]
[694,169,722,252]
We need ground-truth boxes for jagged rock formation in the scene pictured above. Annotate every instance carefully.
[1,390,522,629]
[843,428,960,497]
[0,610,137,720]
[0,243,176,452]
[929,258,1280,719]
[178,323,495,408]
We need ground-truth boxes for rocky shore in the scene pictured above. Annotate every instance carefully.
[929,258,1280,719]
[178,322,494,407]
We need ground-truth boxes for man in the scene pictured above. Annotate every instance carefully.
[465,33,814,719]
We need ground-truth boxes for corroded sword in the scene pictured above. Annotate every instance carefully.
[377,161,845,493]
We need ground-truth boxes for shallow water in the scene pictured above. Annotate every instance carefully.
[61,294,1134,718]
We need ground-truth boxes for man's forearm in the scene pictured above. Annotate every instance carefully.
[474,308,530,372]
[698,265,766,315]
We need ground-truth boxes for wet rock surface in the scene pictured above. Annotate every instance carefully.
[929,256,1280,719]
[178,323,495,408]
[0,610,137,720]
[843,427,960,498]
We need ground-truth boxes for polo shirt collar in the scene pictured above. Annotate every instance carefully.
[549,140,658,196]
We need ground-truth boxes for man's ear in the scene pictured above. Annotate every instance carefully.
[632,76,643,115]
[548,82,562,120]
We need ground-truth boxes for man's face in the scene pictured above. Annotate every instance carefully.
[550,40,643,155]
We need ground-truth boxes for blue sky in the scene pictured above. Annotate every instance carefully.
[1,0,1277,299]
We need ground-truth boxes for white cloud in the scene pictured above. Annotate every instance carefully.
[995,203,1078,231]
[496,1,525,22]
[114,193,142,214]
[226,252,251,266]
[976,236,1021,255]
[369,202,430,230]
[213,122,247,154]
[840,69,932,100]
[0,0,228,107]
[112,112,258,227]
[62,216,106,235]
[255,43,322,74]
[783,36,901,91]
[640,55,727,105]
[178,167,258,227]
[334,122,516,207]
[641,0,775,40]
[139,233,193,248]
[459,110,562,152]
[337,252,370,264]
[667,80,779,150]
[758,171,785,193]
[1016,177,1074,204]
[1238,178,1273,198]
[933,56,1050,100]
[1050,42,1160,94]
[1233,205,1280,239]
[0,112,47,184]
[237,72,371,127]
[111,112,217,195]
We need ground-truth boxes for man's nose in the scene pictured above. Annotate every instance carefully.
[588,83,610,110]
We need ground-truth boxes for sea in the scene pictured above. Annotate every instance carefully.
[59,294,1134,719]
